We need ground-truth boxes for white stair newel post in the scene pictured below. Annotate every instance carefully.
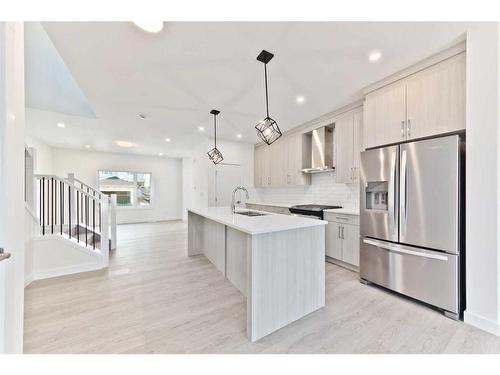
[110,194,117,250]
[67,173,76,232]
[100,197,110,267]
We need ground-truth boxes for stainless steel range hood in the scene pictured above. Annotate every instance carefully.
[301,126,334,173]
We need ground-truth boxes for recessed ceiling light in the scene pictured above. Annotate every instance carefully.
[236,133,242,139]
[57,122,65,128]
[132,21,164,33]
[368,51,382,62]
[165,138,171,142]
[198,126,205,131]
[84,144,91,149]
[138,113,147,120]
[114,140,135,148]
[158,152,164,156]
[295,95,306,104]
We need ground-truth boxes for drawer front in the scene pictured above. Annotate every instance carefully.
[323,212,359,225]
[360,238,459,313]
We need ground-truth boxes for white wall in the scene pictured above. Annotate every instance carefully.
[0,22,25,353]
[50,148,183,224]
[24,208,38,286]
[464,23,500,335]
[181,157,193,220]
[26,134,52,174]
[30,235,105,281]
[255,172,359,208]
[187,138,257,212]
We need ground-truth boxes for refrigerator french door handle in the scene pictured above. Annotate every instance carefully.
[362,239,449,261]
[400,148,408,240]
[389,152,397,240]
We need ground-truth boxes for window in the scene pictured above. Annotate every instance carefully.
[98,170,152,207]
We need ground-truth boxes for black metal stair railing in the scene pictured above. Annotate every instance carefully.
[35,175,102,250]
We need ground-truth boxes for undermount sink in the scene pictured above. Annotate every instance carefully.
[235,211,268,217]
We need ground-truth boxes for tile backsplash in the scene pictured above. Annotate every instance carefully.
[254,172,359,208]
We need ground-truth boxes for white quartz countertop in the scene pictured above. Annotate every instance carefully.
[323,207,360,216]
[188,206,326,235]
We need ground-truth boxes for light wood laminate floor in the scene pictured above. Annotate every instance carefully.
[24,221,500,354]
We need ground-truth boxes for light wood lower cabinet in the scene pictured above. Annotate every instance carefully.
[325,221,343,259]
[325,213,359,268]
[341,224,360,266]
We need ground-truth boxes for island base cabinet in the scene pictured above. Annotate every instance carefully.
[187,211,225,274]
[188,211,326,342]
[247,226,325,342]
[226,228,249,296]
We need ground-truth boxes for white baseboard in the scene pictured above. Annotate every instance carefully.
[32,262,105,282]
[24,273,34,287]
[464,310,500,336]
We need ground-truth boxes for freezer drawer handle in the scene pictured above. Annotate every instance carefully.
[363,239,449,261]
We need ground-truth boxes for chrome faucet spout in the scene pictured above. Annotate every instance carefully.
[231,186,250,214]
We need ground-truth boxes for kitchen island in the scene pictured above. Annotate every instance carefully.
[188,207,326,342]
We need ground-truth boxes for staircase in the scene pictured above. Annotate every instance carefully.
[27,173,117,282]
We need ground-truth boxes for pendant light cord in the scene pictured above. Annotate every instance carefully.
[264,63,269,118]
[213,113,217,148]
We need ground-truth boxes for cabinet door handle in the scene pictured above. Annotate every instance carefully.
[341,226,345,239]
[338,226,341,239]
[407,119,411,138]
[401,121,405,138]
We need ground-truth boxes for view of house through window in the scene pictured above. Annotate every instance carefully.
[98,170,152,206]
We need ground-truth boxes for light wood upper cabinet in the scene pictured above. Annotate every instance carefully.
[406,52,466,140]
[364,81,406,149]
[287,133,310,186]
[254,133,310,188]
[335,112,354,184]
[352,109,363,182]
[254,146,271,187]
[254,146,263,187]
[335,107,363,184]
[364,52,466,149]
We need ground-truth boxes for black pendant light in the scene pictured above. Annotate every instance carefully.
[255,49,282,145]
[207,109,224,164]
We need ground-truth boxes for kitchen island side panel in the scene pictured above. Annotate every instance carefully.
[247,225,326,342]
[188,211,226,274]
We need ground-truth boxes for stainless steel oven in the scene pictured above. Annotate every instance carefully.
[289,204,342,220]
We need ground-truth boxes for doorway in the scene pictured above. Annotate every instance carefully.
[208,163,243,207]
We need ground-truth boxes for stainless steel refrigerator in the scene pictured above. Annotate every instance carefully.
[359,134,465,319]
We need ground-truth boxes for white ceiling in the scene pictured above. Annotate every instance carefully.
[26,22,472,157]
[25,22,95,118]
